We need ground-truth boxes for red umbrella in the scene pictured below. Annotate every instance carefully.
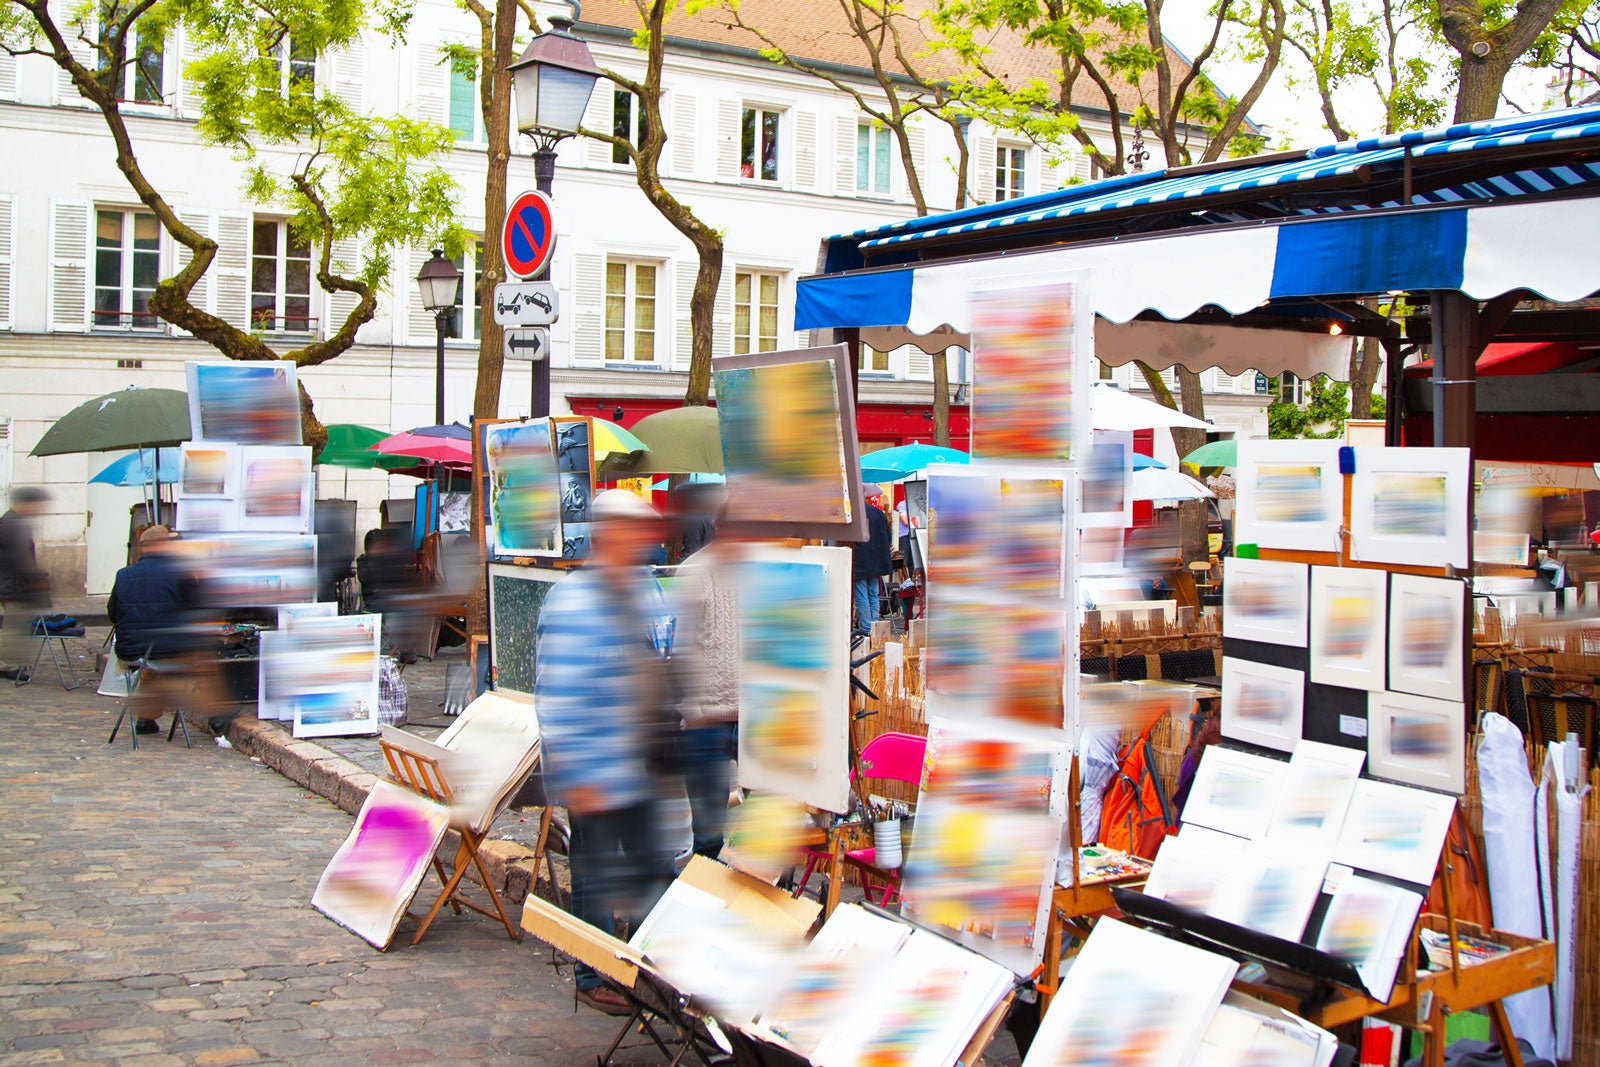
[370,431,472,466]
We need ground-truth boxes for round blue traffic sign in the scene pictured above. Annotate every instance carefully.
[502,190,557,279]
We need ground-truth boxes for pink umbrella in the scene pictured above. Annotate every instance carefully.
[369,431,473,467]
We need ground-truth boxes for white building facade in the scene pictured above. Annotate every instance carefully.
[0,0,1269,592]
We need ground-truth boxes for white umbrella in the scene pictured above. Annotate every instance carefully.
[1091,383,1211,431]
[1131,466,1216,502]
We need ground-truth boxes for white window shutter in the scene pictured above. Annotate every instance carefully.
[51,2,94,108]
[177,26,205,119]
[404,245,439,344]
[673,261,695,371]
[0,196,12,329]
[902,124,926,205]
[834,115,855,195]
[1074,152,1095,182]
[671,94,697,177]
[716,100,741,182]
[213,212,251,330]
[170,213,214,336]
[571,252,605,367]
[329,39,364,112]
[1041,153,1061,193]
[325,237,363,338]
[711,265,733,360]
[584,83,613,167]
[793,111,817,190]
[0,52,18,101]
[973,134,996,205]
[793,329,811,349]
[906,345,933,380]
[48,199,90,332]
[415,45,448,126]
[1210,368,1236,393]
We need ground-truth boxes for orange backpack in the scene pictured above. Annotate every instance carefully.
[1097,718,1176,860]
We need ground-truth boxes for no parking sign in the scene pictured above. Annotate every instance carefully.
[502,190,557,279]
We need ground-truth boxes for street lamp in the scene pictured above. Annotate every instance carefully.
[508,9,600,417]
[415,248,463,426]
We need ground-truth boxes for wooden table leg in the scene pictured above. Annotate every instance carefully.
[1486,1000,1525,1067]
[824,833,846,919]
[1423,998,1447,1067]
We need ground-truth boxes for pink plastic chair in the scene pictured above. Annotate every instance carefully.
[791,731,927,905]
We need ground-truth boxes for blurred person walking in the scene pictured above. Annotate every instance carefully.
[851,493,894,636]
[108,526,232,733]
[536,489,678,1015]
[0,486,51,680]
[671,505,739,859]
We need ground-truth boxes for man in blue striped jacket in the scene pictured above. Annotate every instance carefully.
[535,489,677,1015]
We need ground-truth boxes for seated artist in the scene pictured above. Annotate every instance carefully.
[108,526,231,734]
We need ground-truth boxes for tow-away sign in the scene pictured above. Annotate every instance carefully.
[492,281,559,326]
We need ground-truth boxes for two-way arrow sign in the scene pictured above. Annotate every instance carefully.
[504,327,549,362]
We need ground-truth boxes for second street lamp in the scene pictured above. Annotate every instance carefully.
[507,10,600,418]
[415,249,463,426]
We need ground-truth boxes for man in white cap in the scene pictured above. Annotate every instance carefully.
[535,488,677,1015]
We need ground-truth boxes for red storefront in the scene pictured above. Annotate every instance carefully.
[569,396,972,451]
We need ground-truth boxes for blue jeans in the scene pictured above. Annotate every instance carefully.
[679,722,737,860]
[567,802,670,991]
[853,577,879,634]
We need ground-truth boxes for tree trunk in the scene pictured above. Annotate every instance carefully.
[1452,55,1513,121]
[931,349,950,446]
[472,0,517,422]
[684,241,722,406]
[1348,335,1383,419]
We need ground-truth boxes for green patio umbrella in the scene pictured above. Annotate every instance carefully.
[602,405,724,475]
[1181,438,1239,469]
[31,387,191,457]
[315,423,411,471]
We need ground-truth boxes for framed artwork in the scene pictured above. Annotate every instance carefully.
[1314,871,1424,1003]
[713,344,868,542]
[1181,745,1289,841]
[482,419,562,559]
[735,545,853,813]
[1220,657,1305,753]
[287,614,382,738]
[1221,557,1309,647]
[1263,740,1366,854]
[486,563,563,697]
[1234,440,1343,553]
[551,416,595,559]
[196,534,318,606]
[1333,778,1457,885]
[1367,690,1467,795]
[312,780,452,948]
[969,272,1093,465]
[187,360,301,445]
[177,442,238,499]
[1207,844,1329,943]
[1081,430,1133,529]
[175,497,239,533]
[1350,447,1470,568]
[1309,566,1387,692]
[238,446,314,533]
[1475,531,1530,566]
[1387,574,1467,702]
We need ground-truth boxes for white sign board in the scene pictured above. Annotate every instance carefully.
[504,327,549,362]
[492,282,560,326]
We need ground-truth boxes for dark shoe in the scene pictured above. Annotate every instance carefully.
[575,985,632,1016]
[0,667,29,681]
[208,714,237,736]
[135,718,161,735]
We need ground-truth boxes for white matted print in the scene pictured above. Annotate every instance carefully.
[1081,430,1134,528]
[312,780,452,948]
[177,442,239,499]
[1310,566,1387,692]
[238,446,314,533]
[1222,557,1309,647]
[1367,690,1466,795]
[1334,778,1456,886]
[1350,447,1470,568]
[1387,574,1466,702]
[1234,440,1343,553]
[1181,745,1289,841]
[1221,658,1305,754]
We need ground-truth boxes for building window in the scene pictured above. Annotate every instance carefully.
[448,66,481,142]
[1099,360,1115,380]
[857,121,891,195]
[1275,372,1310,405]
[740,106,780,181]
[860,345,891,374]
[612,88,640,165]
[250,219,313,333]
[733,271,779,355]
[98,25,164,103]
[93,208,160,329]
[995,144,1026,201]
[261,34,315,96]
[605,261,658,363]
[447,239,486,341]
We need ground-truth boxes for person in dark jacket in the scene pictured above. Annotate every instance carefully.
[108,527,227,733]
[0,486,51,680]
[851,493,895,635]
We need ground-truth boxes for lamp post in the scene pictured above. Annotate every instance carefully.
[508,10,600,418]
[415,249,464,426]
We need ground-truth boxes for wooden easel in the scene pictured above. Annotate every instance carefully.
[380,736,527,946]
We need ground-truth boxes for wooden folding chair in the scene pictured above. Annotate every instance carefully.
[380,736,524,946]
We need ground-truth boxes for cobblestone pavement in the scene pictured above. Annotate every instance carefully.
[0,651,625,1066]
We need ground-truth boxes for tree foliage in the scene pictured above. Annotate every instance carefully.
[1,0,467,446]
[1268,375,1352,438]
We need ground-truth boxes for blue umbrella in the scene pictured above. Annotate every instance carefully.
[90,447,179,486]
[648,473,726,492]
[860,443,969,483]
[1133,453,1165,470]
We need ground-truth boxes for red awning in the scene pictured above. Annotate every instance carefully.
[1405,341,1588,377]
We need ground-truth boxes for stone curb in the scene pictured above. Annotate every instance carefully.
[214,714,542,908]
